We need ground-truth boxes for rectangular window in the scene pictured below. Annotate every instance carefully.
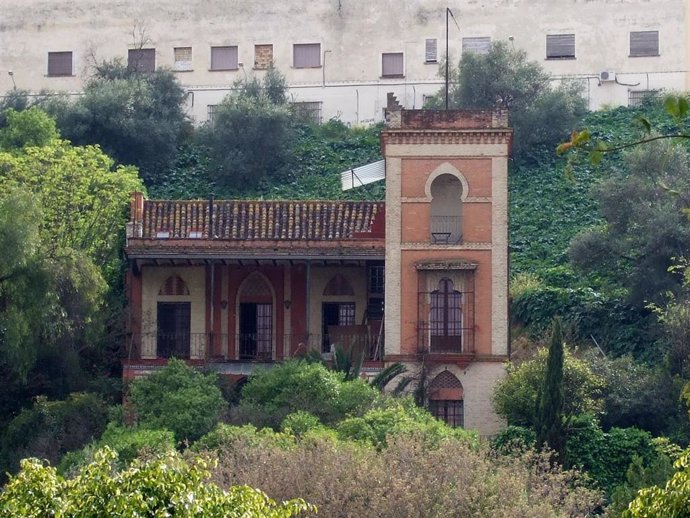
[210,46,238,70]
[322,302,356,352]
[628,90,659,107]
[462,37,491,55]
[417,271,475,354]
[425,38,438,63]
[293,43,321,68]
[47,51,73,77]
[368,264,385,295]
[173,46,193,71]
[429,400,464,428]
[254,44,273,69]
[291,101,322,123]
[128,48,156,72]
[630,31,659,57]
[157,302,191,358]
[207,104,218,126]
[546,34,575,59]
[382,52,404,77]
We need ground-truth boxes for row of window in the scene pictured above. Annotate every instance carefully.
[46,30,660,78]
[545,31,659,60]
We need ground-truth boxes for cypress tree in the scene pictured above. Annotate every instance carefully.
[535,317,565,461]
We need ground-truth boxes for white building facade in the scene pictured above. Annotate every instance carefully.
[0,0,687,125]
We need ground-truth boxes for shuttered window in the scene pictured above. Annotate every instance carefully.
[630,31,659,57]
[382,52,404,77]
[425,39,438,63]
[462,37,491,55]
[210,46,238,70]
[128,49,156,72]
[546,34,575,59]
[293,43,321,68]
[47,51,73,76]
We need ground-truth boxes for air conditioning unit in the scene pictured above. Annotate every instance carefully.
[599,70,616,82]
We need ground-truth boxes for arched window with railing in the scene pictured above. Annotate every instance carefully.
[430,174,462,244]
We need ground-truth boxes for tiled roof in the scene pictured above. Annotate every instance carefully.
[140,200,384,240]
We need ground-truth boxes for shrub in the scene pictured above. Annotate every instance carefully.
[207,431,601,517]
[235,360,381,428]
[128,359,227,442]
[565,414,656,494]
[59,424,175,475]
[493,348,605,426]
[336,402,477,449]
[193,423,295,453]
[0,447,313,517]
[280,411,325,437]
[491,425,537,455]
[0,392,109,477]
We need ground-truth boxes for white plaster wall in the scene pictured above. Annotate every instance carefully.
[0,0,686,123]
[140,266,206,359]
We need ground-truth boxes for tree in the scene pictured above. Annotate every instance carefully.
[0,119,143,274]
[535,318,566,458]
[197,68,296,193]
[427,41,587,162]
[49,61,190,185]
[624,448,690,518]
[493,345,604,427]
[0,447,314,517]
[0,107,59,150]
[235,360,381,428]
[128,359,227,442]
[568,140,690,307]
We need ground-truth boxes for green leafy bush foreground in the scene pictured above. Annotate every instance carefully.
[0,447,314,518]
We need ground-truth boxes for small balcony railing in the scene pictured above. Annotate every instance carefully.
[430,216,462,244]
[128,331,384,362]
[417,324,474,354]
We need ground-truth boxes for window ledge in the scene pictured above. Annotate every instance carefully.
[629,54,660,58]
[46,74,75,78]
[424,60,438,65]
[292,65,322,69]
[173,69,195,73]
[545,56,576,60]
[381,74,405,79]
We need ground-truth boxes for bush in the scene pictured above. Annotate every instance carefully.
[235,360,381,428]
[193,423,295,453]
[565,414,656,494]
[491,425,537,455]
[0,392,110,479]
[280,411,325,437]
[128,359,227,442]
[0,447,313,517]
[493,348,605,426]
[207,431,601,517]
[336,402,477,449]
[59,424,175,475]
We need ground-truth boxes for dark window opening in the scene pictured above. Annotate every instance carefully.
[48,51,73,77]
[239,302,272,360]
[128,48,156,72]
[157,302,190,358]
[429,399,464,427]
[322,302,355,352]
